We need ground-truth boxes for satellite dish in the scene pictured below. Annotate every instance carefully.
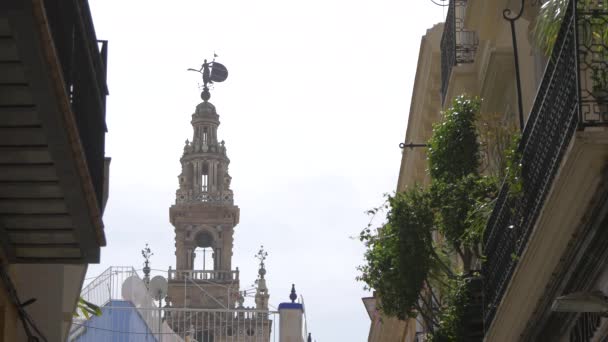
[210,62,228,83]
[122,275,147,305]
[149,275,168,301]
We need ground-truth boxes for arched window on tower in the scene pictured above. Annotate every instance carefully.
[194,231,215,271]
[201,162,209,192]
[202,127,208,145]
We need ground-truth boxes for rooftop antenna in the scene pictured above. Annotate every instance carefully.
[187,55,228,102]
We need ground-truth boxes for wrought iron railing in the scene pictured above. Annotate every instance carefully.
[440,0,478,104]
[168,268,240,282]
[70,302,278,341]
[482,0,608,330]
[80,266,141,307]
[72,267,279,341]
[42,0,109,209]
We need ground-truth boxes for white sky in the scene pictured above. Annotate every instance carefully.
[86,1,445,340]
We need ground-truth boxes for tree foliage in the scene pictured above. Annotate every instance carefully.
[534,0,608,55]
[428,96,480,183]
[430,276,475,342]
[358,95,513,337]
[358,189,435,319]
[428,96,498,268]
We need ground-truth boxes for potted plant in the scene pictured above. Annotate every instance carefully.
[591,67,608,102]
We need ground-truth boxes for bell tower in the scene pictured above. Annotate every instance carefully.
[167,59,240,310]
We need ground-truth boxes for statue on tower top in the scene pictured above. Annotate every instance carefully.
[187,55,229,102]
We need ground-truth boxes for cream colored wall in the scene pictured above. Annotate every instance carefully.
[367,23,444,342]
[397,24,444,193]
[367,312,411,342]
[448,0,545,122]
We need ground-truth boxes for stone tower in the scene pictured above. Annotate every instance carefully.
[167,96,241,310]
[165,61,272,342]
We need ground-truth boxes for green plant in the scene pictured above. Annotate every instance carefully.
[430,175,497,265]
[534,0,608,105]
[429,276,477,342]
[358,189,435,320]
[592,68,608,92]
[427,96,499,271]
[533,0,569,55]
[74,297,102,319]
[504,133,523,197]
[357,95,514,333]
[428,96,481,183]
[477,112,518,179]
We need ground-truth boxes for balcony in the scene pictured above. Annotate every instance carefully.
[0,0,108,263]
[168,268,240,282]
[440,0,478,104]
[482,0,608,333]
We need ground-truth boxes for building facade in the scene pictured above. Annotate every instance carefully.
[368,0,608,340]
[0,0,109,340]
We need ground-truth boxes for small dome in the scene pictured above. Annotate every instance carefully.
[195,101,217,117]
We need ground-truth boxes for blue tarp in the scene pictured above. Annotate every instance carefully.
[71,300,158,342]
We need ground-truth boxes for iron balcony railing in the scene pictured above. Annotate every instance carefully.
[482,0,608,329]
[43,0,109,209]
[168,268,240,282]
[440,0,479,104]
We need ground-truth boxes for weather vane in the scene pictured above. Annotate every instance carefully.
[187,54,228,102]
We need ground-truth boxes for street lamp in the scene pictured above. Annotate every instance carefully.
[551,291,608,315]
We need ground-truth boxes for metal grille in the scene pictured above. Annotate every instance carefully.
[70,306,278,342]
[71,268,281,341]
[482,0,608,330]
[80,266,141,307]
[577,0,608,125]
[440,0,478,104]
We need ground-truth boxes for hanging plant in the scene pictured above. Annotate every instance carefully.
[358,189,436,320]
[427,95,498,270]
[429,275,480,342]
[534,0,608,98]
[428,96,481,183]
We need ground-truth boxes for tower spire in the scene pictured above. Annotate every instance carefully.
[176,58,233,205]
[255,246,270,311]
[169,57,241,311]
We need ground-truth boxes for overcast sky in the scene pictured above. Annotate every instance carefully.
[86,1,445,340]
